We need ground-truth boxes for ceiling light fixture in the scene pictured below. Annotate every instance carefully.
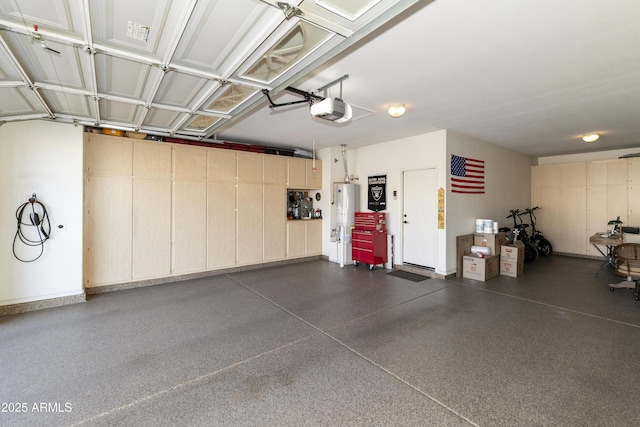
[388,104,406,118]
[582,133,599,143]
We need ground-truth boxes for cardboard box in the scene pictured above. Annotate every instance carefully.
[473,232,506,258]
[500,258,524,277]
[462,255,499,281]
[501,241,525,262]
[456,234,475,277]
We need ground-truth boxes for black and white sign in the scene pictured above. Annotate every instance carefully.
[368,175,386,212]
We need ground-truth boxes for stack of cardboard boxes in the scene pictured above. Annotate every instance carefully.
[461,232,505,281]
[499,241,525,277]
[459,232,525,281]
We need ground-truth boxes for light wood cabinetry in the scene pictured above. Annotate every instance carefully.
[85,135,132,176]
[84,175,132,286]
[175,145,207,180]
[132,178,172,279]
[174,180,207,273]
[84,134,322,288]
[533,158,640,257]
[264,155,286,184]
[264,184,286,261]
[238,152,263,183]
[134,141,172,178]
[306,220,322,255]
[173,145,208,273]
[237,183,264,264]
[208,149,236,182]
[286,221,306,258]
[287,158,307,188]
[628,158,640,227]
[207,182,237,269]
[532,163,586,255]
[287,157,322,189]
[286,220,322,258]
[306,159,322,189]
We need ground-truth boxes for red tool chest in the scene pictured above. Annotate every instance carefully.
[354,212,386,231]
[352,212,388,269]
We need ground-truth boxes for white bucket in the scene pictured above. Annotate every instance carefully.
[493,221,499,234]
[483,219,493,233]
[475,219,484,233]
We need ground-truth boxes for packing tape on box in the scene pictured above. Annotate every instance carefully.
[471,245,491,256]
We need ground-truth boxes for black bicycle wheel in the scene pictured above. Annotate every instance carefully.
[537,238,553,256]
[523,241,539,263]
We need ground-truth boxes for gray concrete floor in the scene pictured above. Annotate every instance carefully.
[1,255,639,426]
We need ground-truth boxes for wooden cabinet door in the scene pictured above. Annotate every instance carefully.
[132,178,172,279]
[237,183,263,264]
[238,152,263,183]
[306,220,322,255]
[306,159,322,189]
[207,182,237,269]
[286,221,306,258]
[85,134,132,176]
[264,155,286,185]
[264,184,286,261]
[174,145,206,180]
[173,180,207,273]
[208,149,236,182]
[628,159,640,227]
[84,175,132,286]
[287,158,306,188]
[133,140,172,178]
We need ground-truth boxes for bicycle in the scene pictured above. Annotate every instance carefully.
[506,209,539,263]
[519,206,553,256]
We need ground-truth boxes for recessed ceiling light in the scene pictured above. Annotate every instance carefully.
[388,104,406,118]
[582,133,599,143]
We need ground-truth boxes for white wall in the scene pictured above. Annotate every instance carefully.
[446,131,534,273]
[324,129,534,276]
[330,130,449,273]
[0,121,84,306]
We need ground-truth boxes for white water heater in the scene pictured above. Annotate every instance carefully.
[335,183,359,242]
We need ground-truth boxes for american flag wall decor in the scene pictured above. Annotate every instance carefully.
[450,154,485,194]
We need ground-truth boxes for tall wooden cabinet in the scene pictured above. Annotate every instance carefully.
[287,157,322,189]
[207,149,237,269]
[531,157,640,257]
[84,133,322,288]
[173,145,207,274]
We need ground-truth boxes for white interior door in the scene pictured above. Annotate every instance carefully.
[403,168,438,269]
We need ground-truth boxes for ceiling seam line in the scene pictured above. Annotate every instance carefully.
[81,0,100,125]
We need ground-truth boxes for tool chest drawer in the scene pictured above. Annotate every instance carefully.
[352,228,387,268]
[354,212,386,231]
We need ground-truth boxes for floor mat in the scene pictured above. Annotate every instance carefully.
[387,270,430,282]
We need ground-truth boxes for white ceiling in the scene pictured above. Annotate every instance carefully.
[1,0,639,158]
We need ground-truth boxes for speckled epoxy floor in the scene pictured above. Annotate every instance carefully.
[1,256,639,426]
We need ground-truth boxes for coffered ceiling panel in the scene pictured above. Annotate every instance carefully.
[0,86,44,118]
[98,99,143,125]
[171,0,281,77]
[4,1,633,157]
[88,0,188,58]
[39,89,94,118]
[94,54,158,100]
[0,0,419,139]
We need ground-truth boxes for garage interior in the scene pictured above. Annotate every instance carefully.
[2,1,640,426]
